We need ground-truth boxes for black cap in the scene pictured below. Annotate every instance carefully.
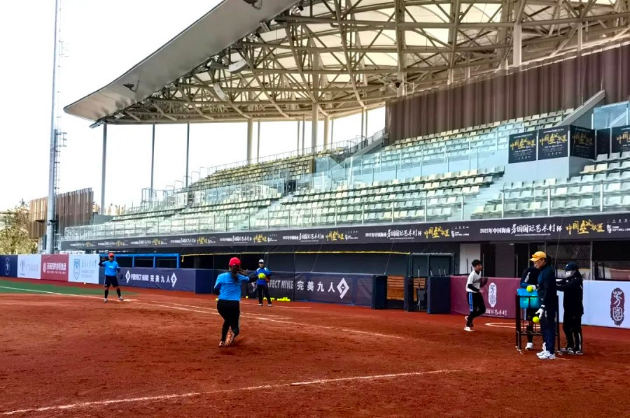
[565,261,579,271]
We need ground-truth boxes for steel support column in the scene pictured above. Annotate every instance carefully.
[257,120,261,163]
[513,23,522,68]
[247,119,254,164]
[185,123,190,187]
[100,124,107,215]
[150,124,156,198]
[323,115,330,149]
[311,106,318,150]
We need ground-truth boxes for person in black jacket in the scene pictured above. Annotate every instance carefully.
[557,262,584,355]
[520,265,540,351]
[531,251,558,360]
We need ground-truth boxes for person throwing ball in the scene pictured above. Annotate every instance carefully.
[99,253,123,303]
[465,260,486,331]
[214,257,253,347]
[255,259,273,307]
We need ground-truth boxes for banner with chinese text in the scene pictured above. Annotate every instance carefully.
[41,254,69,282]
[294,273,372,306]
[570,126,595,159]
[538,126,569,160]
[508,132,537,163]
[611,125,630,153]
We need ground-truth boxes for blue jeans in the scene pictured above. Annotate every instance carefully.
[540,310,556,354]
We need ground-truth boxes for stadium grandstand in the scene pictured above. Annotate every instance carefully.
[60,0,630,281]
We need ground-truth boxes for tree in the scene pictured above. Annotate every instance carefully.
[0,202,37,254]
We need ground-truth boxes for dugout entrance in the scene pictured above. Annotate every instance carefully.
[403,253,454,312]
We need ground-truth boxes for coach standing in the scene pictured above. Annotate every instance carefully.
[557,262,584,355]
[520,264,540,351]
[254,259,273,307]
[531,251,557,360]
[99,253,123,303]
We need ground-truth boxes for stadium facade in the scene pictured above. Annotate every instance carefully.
[61,0,630,281]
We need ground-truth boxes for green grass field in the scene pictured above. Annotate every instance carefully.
[0,279,135,296]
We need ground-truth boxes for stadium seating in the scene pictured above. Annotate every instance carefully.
[67,107,612,241]
[473,153,630,219]
[354,110,572,173]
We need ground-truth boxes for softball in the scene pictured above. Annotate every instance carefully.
[258,273,266,279]
[526,285,534,292]
[532,316,540,324]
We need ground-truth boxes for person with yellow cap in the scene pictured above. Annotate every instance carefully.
[530,251,558,360]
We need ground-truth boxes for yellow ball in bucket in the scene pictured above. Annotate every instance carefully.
[526,285,535,293]
[532,316,540,324]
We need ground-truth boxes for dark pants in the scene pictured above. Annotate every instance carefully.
[217,300,240,342]
[563,312,583,351]
[257,284,271,304]
[525,308,537,343]
[466,292,486,327]
[540,309,557,354]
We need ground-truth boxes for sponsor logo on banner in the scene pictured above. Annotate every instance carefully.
[488,282,497,308]
[18,255,41,279]
[125,270,178,288]
[337,278,349,299]
[73,258,81,281]
[611,288,625,326]
[4,258,9,276]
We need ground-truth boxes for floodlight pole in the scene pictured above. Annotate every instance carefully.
[45,0,61,254]
[101,124,107,215]
[185,123,190,187]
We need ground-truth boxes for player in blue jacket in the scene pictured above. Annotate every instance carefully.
[254,259,273,307]
[531,251,558,360]
[214,257,253,347]
[99,253,123,303]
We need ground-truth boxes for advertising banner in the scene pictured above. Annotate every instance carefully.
[450,276,521,319]
[1,255,18,278]
[538,126,569,160]
[41,254,69,282]
[570,126,595,159]
[257,271,295,300]
[596,128,611,156]
[575,280,630,330]
[294,272,372,306]
[508,131,537,163]
[68,254,100,284]
[611,125,630,153]
[17,255,41,279]
[61,214,630,251]
[119,267,197,292]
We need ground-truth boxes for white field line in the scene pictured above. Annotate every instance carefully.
[2,369,460,416]
[0,285,136,302]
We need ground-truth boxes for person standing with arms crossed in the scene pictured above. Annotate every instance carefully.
[214,257,252,347]
[520,264,540,351]
[99,253,123,303]
[255,259,273,307]
[557,261,584,355]
[464,260,486,331]
[531,251,558,360]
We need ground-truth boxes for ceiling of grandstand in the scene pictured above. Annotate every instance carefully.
[65,0,630,125]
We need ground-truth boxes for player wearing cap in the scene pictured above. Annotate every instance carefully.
[531,251,558,360]
[214,257,252,347]
[464,259,486,331]
[254,259,273,307]
[520,265,540,351]
[99,253,123,303]
[557,261,584,355]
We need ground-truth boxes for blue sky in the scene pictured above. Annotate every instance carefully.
[0,0,384,211]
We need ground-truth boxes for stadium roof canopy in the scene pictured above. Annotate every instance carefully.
[65,0,630,125]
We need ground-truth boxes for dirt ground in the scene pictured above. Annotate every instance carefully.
[1,279,629,417]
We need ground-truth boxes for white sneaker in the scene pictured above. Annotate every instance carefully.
[539,351,556,360]
[118,297,124,302]
[526,342,534,351]
[259,303,263,306]
[104,298,108,303]
[268,303,272,307]
[464,326,474,332]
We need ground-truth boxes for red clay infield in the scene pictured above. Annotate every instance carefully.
[1,279,629,417]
